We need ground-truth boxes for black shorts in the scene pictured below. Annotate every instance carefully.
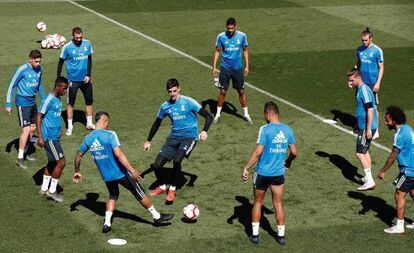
[16,105,37,127]
[253,172,285,191]
[105,173,147,201]
[67,81,93,106]
[159,136,197,161]
[218,67,245,91]
[356,129,376,154]
[366,84,379,105]
[393,173,414,192]
[44,140,65,162]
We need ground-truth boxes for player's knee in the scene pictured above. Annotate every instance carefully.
[22,126,31,135]
[30,124,36,132]
[220,89,228,96]
[57,158,66,168]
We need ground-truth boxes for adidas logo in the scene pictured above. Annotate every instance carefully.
[90,139,104,151]
[272,131,287,143]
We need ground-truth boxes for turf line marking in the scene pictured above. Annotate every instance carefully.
[67,0,391,153]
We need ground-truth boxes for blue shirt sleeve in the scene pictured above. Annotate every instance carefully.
[393,130,404,150]
[242,33,248,47]
[6,66,24,107]
[89,42,93,55]
[39,96,51,114]
[257,126,266,145]
[156,104,166,119]
[60,44,68,59]
[376,47,384,63]
[79,138,89,153]
[360,86,372,105]
[215,34,222,49]
[37,70,45,99]
[288,127,296,144]
[186,97,202,112]
[110,131,121,148]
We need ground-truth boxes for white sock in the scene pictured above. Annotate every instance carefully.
[169,186,176,191]
[243,107,249,116]
[49,178,59,193]
[41,175,52,192]
[68,119,73,128]
[397,219,404,229]
[105,211,113,226]
[18,149,24,159]
[159,184,167,190]
[147,205,161,220]
[277,225,285,236]
[216,107,222,117]
[252,222,260,236]
[87,116,93,125]
[364,168,374,182]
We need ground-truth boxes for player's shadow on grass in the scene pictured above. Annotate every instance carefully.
[201,99,245,121]
[227,196,277,238]
[32,164,63,193]
[347,191,397,226]
[140,166,198,190]
[5,137,37,156]
[315,151,364,184]
[61,109,86,129]
[330,109,357,129]
[70,193,162,226]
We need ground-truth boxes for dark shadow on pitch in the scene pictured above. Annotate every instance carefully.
[227,196,277,238]
[181,217,198,224]
[32,164,64,193]
[315,151,364,184]
[61,109,87,129]
[201,99,244,120]
[69,193,164,226]
[347,191,396,226]
[330,109,357,129]
[140,165,198,190]
[5,137,37,156]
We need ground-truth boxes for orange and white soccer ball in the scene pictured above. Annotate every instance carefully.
[36,21,47,32]
[183,204,200,220]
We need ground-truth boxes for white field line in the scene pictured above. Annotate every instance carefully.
[68,0,391,153]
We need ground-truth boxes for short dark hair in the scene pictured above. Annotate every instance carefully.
[29,49,42,59]
[348,67,361,78]
[361,27,373,38]
[95,111,110,122]
[72,27,83,36]
[386,106,406,125]
[55,76,68,87]
[264,101,279,114]
[226,17,236,26]
[166,78,179,90]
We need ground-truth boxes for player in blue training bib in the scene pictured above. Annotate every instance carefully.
[36,77,69,203]
[5,49,45,169]
[378,106,414,233]
[72,111,173,233]
[58,27,95,135]
[242,102,297,246]
[144,79,213,205]
[212,17,252,124]
[348,68,378,191]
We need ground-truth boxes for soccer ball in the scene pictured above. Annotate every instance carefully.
[183,204,200,220]
[36,21,47,32]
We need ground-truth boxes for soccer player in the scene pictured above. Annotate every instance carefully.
[212,17,252,124]
[377,106,414,233]
[73,111,174,233]
[57,26,95,135]
[6,49,45,169]
[356,27,384,139]
[242,102,297,245]
[348,68,378,191]
[143,79,213,205]
[36,77,69,203]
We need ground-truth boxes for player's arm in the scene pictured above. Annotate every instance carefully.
[57,58,65,77]
[373,61,384,92]
[6,68,23,114]
[197,108,213,140]
[243,46,249,76]
[144,117,163,151]
[378,147,399,180]
[365,103,374,139]
[37,72,45,99]
[84,55,92,83]
[35,112,45,148]
[242,144,264,182]
[113,146,142,181]
[73,151,85,183]
[213,47,221,77]
[285,144,298,169]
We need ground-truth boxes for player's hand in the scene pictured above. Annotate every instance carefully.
[244,66,249,76]
[84,76,91,83]
[366,129,372,139]
[37,137,45,148]
[199,131,208,141]
[143,141,151,151]
[72,172,83,183]
[6,107,12,115]
[130,169,142,181]
[212,67,218,77]
[242,168,249,182]
[373,83,380,92]
[377,171,385,180]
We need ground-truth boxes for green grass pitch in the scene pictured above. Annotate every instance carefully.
[0,0,413,252]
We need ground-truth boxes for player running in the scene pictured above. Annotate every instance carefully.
[212,17,252,124]
[72,111,174,233]
[57,27,95,135]
[242,102,297,246]
[356,27,384,139]
[377,106,414,233]
[37,77,69,203]
[348,68,378,191]
[6,49,45,169]
[144,79,213,205]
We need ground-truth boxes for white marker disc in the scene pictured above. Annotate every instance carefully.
[107,238,127,246]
